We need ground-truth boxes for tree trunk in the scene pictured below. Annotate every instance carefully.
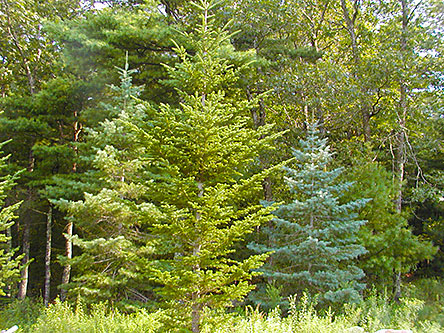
[393,0,409,303]
[60,108,82,300]
[43,205,52,306]
[393,270,402,302]
[17,154,34,300]
[5,225,12,297]
[17,216,30,300]
[191,301,202,333]
[60,221,73,301]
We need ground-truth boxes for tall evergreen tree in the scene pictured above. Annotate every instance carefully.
[250,123,367,305]
[60,1,279,331]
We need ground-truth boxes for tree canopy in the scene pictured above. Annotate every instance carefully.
[0,0,442,331]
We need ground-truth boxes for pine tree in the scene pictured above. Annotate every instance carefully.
[0,140,23,296]
[61,1,278,331]
[341,159,437,290]
[250,123,367,305]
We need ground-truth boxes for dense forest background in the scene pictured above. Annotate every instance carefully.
[0,0,443,331]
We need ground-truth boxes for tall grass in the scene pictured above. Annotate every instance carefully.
[406,278,444,326]
[0,298,43,332]
[30,300,165,333]
[201,293,442,333]
[0,292,442,332]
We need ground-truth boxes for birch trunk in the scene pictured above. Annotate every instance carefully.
[43,205,52,306]
[17,217,30,300]
[17,153,35,300]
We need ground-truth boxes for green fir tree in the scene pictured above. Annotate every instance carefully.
[60,1,279,331]
[250,123,368,305]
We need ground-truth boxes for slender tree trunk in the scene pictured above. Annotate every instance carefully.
[17,152,35,300]
[60,109,82,300]
[60,221,73,301]
[393,271,402,302]
[17,216,30,300]
[393,0,409,303]
[43,205,52,306]
[5,225,12,297]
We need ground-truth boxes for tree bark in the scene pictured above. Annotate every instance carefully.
[393,0,409,303]
[43,205,52,306]
[60,108,82,300]
[60,221,73,301]
[191,301,202,333]
[5,224,13,297]
[17,154,35,300]
[17,216,30,300]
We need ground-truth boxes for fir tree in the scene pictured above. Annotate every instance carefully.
[52,59,148,306]
[61,1,278,331]
[0,140,23,296]
[250,124,368,305]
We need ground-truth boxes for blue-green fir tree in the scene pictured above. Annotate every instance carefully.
[250,124,368,305]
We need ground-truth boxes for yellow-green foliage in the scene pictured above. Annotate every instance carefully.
[30,300,165,333]
[1,293,442,333]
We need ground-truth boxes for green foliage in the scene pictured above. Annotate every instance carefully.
[1,293,442,333]
[61,2,280,330]
[0,0,443,321]
[406,278,444,327]
[202,293,441,333]
[342,158,437,289]
[0,298,43,332]
[0,298,164,333]
[45,1,180,104]
[30,300,165,333]
[0,0,80,95]
[0,141,23,296]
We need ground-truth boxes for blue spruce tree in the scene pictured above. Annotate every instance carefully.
[250,123,368,305]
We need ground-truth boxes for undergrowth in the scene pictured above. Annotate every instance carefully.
[0,292,442,332]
